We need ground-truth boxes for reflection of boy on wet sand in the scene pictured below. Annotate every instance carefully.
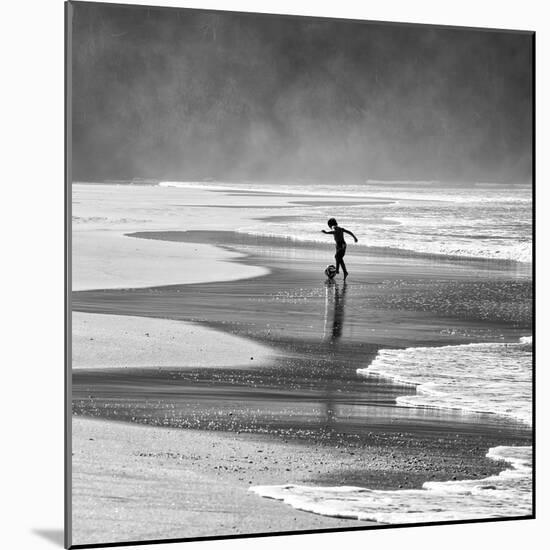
[322,281,347,427]
[321,218,358,280]
[330,282,347,340]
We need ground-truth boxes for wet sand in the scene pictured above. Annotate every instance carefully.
[73,229,530,437]
[74,230,531,348]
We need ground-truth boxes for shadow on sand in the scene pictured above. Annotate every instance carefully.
[32,528,64,547]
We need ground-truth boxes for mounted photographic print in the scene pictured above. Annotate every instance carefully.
[65,1,534,547]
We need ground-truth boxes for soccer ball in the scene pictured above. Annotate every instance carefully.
[324,264,337,279]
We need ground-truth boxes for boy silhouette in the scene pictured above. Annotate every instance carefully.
[321,218,358,280]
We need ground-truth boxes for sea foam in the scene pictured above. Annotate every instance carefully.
[250,445,532,524]
[356,338,532,425]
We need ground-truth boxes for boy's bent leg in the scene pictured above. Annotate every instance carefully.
[335,247,346,276]
[341,259,348,279]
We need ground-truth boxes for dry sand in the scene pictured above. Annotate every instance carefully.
[72,312,276,369]
[72,230,268,291]
[72,183,281,291]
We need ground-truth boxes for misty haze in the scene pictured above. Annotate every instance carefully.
[71,5,532,183]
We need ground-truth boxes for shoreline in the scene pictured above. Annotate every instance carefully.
[127,229,532,271]
[250,442,532,524]
[75,230,531,348]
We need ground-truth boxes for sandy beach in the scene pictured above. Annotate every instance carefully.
[70,183,532,546]
[72,312,276,370]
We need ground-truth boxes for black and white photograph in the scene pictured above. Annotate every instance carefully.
[66,1,533,547]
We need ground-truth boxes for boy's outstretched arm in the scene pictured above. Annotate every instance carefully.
[343,228,358,242]
[321,230,335,234]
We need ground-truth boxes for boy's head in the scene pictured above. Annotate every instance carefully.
[328,218,338,228]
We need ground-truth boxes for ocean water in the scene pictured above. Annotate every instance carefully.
[357,336,532,425]
[160,180,532,263]
[251,337,532,524]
